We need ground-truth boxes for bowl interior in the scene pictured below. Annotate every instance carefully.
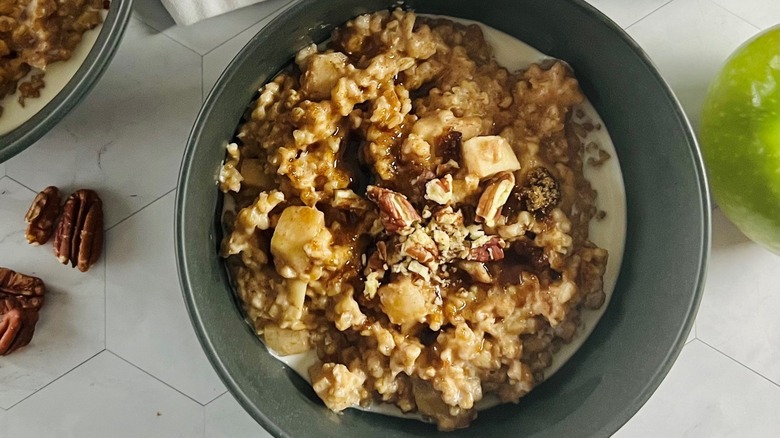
[176,0,710,436]
[0,0,134,163]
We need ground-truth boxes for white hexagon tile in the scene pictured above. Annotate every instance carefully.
[105,190,225,404]
[0,177,104,410]
[205,393,272,438]
[696,209,780,385]
[585,0,673,27]
[626,0,760,131]
[201,4,293,95]
[614,340,780,436]
[711,0,780,29]
[4,351,203,437]
[134,0,294,55]
[2,0,780,436]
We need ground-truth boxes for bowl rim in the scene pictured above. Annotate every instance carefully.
[0,0,134,163]
[175,0,711,436]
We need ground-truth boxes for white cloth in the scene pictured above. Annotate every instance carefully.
[160,0,267,26]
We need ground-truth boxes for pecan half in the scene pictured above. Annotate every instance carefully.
[0,267,46,300]
[0,267,45,355]
[366,186,421,234]
[476,171,515,227]
[54,189,104,272]
[24,186,61,245]
[467,236,506,262]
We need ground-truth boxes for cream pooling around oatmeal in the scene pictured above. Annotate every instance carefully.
[258,16,626,420]
[0,4,107,134]
[220,10,625,430]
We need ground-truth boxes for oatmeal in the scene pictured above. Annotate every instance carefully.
[0,0,106,116]
[220,9,609,430]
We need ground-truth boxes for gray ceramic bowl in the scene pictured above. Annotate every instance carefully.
[176,0,711,436]
[0,0,133,163]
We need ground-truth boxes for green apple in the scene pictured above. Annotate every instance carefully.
[700,26,780,254]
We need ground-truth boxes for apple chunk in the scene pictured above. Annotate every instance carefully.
[461,135,521,179]
[270,206,333,279]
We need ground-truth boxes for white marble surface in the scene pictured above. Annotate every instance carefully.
[4,351,204,438]
[1,0,778,437]
[105,190,225,404]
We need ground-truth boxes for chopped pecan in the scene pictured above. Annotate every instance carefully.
[456,261,492,284]
[24,186,61,245]
[519,167,560,215]
[435,159,460,177]
[405,246,436,264]
[0,267,45,355]
[467,236,506,262]
[365,241,388,271]
[366,186,421,234]
[476,171,515,227]
[424,174,453,205]
[331,189,372,211]
[402,228,439,264]
[54,189,104,272]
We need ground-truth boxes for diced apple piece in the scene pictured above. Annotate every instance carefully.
[300,52,349,100]
[239,159,273,189]
[263,324,311,356]
[268,278,309,326]
[461,135,521,179]
[270,206,332,279]
[378,275,433,326]
[286,278,308,322]
[411,110,483,146]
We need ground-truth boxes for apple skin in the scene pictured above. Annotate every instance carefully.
[700,26,780,255]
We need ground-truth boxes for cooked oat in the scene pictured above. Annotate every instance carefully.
[220,9,608,430]
[0,0,105,116]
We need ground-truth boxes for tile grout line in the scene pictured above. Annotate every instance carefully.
[130,10,166,35]
[106,187,176,232]
[104,240,108,352]
[201,0,296,58]
[201,388,228,407]
[705,0,762,31]
[2,348,106,411]
[697,338,780,390]
[4,174,37,195]
[130,15,202,59]
[625,0,675,30]
[201,391,229,436]
[202,400,207,438]
[105,349,209,407]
